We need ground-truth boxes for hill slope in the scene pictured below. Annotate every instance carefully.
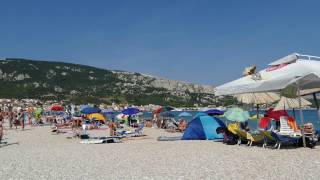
[0,58,216,106]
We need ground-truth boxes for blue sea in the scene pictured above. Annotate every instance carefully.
[139,110,320,130]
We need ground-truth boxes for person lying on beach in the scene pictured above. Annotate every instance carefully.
[177,120,187,132]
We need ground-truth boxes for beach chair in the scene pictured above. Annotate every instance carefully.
[134,122,145,136]
[235,129,264,146]
[270,131,299,149]
[279,116,295,135]
[116,122,145,137]
[259,130,276,148]
[228,123,263,146]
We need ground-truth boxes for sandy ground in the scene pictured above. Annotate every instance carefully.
[1,124,320,180]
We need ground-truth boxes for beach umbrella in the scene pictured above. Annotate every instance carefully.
[178,112,192,117]
[234,92,280,126]
[224,107,250,122]
[274,97,312,111]
[122,107,140,115]
[234,92,280,105]
[80,105,90,111]
[88,113,106,121]
[153,106,174,114]
[51,105,64,111]
[215,53,320,96]
[81,107,101,114]
[204,109,224,116]
[265,108,289,121]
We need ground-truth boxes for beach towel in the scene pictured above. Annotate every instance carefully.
[287,117,298,131]
[157,136,182,141]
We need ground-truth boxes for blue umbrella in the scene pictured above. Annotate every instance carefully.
[122,107,140,115]
[194,112,208,118]
[80,105,90,111]
[81,107,101,114]
[178,112,192,117]
[204,109,224,115]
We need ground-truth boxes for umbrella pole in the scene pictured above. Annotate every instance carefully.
[312,93,320,124]
[297,83,306,148]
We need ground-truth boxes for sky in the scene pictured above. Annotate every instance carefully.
[1,0,320,86]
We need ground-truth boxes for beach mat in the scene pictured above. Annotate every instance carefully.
[80,137,122,144]
[157,136,182,141]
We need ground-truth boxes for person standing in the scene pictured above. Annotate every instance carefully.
[0,109,4,144]
[8,108,14,129]
[18,110,24,130]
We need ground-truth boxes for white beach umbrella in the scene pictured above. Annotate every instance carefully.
[274,97,312,111]
[215,53,320,96]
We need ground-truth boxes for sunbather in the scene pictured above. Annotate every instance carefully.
[178,120,187,132]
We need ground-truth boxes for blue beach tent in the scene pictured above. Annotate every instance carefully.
[182,115,226,140]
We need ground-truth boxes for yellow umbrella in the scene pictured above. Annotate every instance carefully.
[88,113,106,121]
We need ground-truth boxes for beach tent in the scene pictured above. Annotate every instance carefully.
[182,115,226,140]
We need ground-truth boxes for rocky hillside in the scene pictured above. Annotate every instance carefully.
[0,58,216,106]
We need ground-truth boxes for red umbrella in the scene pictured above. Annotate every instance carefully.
[265,108,289,121]
[51,105,64,111]
[153,106,174,114]
[259,117,271,129]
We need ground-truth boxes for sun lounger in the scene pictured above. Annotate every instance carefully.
[117,123,145,137]
[235,129,264,146]
[259,130,276,148]
[228,123,263,146]
[270,131,299,149]
[279,116,295,135]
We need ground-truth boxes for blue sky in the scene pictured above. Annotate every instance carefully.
[1,0,320,85]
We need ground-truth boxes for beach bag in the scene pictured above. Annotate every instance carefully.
[298,136,316,148]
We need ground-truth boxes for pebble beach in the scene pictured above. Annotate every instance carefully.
[1,125,320,180]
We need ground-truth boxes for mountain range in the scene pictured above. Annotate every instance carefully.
[0,58,218,106]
